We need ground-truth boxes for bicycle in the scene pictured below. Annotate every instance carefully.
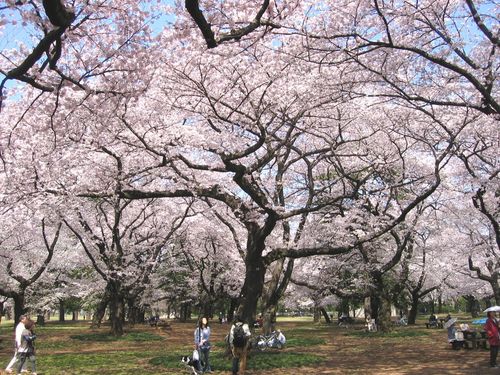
[252,331,286,351]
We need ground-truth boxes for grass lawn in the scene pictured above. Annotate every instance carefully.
[0,316,495,374]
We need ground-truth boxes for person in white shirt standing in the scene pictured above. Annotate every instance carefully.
[5,315,28,374]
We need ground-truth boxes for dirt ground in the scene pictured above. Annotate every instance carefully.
[0,319,496,375]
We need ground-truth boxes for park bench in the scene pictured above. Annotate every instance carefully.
[462,331,489,350]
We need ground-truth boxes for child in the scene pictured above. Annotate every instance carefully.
[16,319,37,375]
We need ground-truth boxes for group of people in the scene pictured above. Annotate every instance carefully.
[445,311,500,369]
[191,315,251,375]
[4,314,256,375]
[4,315,37,374]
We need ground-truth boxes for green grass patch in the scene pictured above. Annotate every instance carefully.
[38,350,162,375]
[70,331,164,342]
[150,350,324,371]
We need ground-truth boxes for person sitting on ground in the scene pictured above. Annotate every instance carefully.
[229,316,251,375]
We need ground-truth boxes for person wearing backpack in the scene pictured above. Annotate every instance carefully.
[229,316,251,375]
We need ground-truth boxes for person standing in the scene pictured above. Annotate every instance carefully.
[16,319,37,375]
[485,311,500,368]
[194,317,211,373]
[5,315,28,374]
[229,316,251,375]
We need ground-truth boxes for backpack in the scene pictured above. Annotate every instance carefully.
[232,322,247,348]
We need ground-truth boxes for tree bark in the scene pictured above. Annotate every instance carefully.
[91,291,109,329]
[236,231,268,324]
[370,294,380,322]
[261,258,294,334]
[320,307,332,324]
[378,294,393,333]
[126,296,145,324]
[108,282,125,336]
[408,293,419,325]
[364,297,372,319]
[59,299,66,322]
[464,295,480,318]
[13,293,27,326]
[313,307,321,323]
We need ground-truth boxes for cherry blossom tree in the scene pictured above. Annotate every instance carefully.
[0,205,61,323]
[61,193,193,335]
[0,0,496,333]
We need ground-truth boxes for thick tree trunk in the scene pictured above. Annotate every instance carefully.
[320,307,332,324]
[108,282,125,336]
[13,293,26,326]
[370,294,380,322]
[127,297,145,324]
[261,258,294,334]
[72,311,78,321]
[237,246,267,324]
[437,295,443,314]
[91,291,109,329]
[364,297,372,319]
[59,299,65,322]
[339,298,351,317]
[263,307,276,335]
[408,293,419,325]
[179,302,191,322]
[313,307,321,323]
[377,294,393,333]
[464,295,480,318]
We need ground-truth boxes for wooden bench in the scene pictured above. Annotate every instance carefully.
[462,331,489,350]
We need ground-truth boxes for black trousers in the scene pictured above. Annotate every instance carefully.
[490,345,499,367]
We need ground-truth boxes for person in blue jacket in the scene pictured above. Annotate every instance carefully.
[194,317,211,373]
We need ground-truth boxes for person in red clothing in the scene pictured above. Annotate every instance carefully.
[485,311,500,368]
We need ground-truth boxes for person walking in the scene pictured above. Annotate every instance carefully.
[229,316,251,375]
[16,319,37,375]
[194,317,211,373]
[5,315,28,374]
[485,311,500,368]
